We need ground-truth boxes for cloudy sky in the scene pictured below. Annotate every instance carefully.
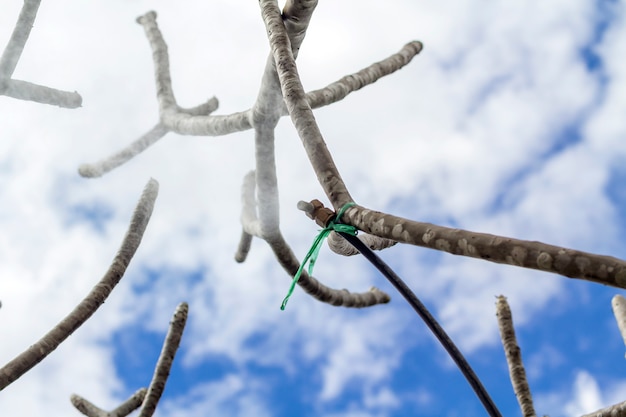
[1,0,626,416]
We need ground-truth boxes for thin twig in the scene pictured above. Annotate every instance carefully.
[0,0,41,83]
[611,294,626,356]
[79,124,168,178]
[0,179,159,390]
[496,296,536,417]
[71,388,147,417]
[1,79,82,108]
[138,302,188,417]
[0,0,82,107]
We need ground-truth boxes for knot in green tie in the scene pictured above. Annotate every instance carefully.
[280,202,357,310]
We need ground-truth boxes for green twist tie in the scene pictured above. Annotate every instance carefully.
[280,202,357,310]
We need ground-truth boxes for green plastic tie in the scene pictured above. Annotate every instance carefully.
[280,202,357,310]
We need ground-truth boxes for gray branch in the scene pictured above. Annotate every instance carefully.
[496,296,536,417]
[0,0,82,108]
[71,388,147,417]
[612,295,626,356]
[580,400,626,417]
[138,302,188,417]
[0,179,158,390]
[342,205,626,289]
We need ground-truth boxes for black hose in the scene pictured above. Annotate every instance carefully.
[337,231,502,417]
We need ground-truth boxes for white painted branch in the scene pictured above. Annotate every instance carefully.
[0,0,82,108]
[71,388,147,417]
[0,179,159,389]
[496,296,536,417]
[138,302,188,417]
[0,0,41,83]
[260,0,354,210]
[1,79,82,108]
[612,295,626,356]
[79,123,168,178]
[239,170,263,238]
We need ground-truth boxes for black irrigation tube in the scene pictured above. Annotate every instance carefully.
[337,231,503,417]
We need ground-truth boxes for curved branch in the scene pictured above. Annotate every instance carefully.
[71,388,147,417]
[0,0,41,83]
[495,296,536,417]
[0,179,159,390]
[0,0,82,108]
[79,124,168,178]
[268,231,390,307]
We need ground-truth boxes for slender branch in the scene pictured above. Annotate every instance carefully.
[268,231,390,307]
[260,0,354,209]
[1,79,82,108]
[0,0,41,83]
[495,296,536,417]
[82,10,419,174]
[71,388,147,417]
[297,41,423,112]
[79,124,168,178]
[138,302,188,417]
[342,205,626,289]
[612,295,626,356]
[0,0,82,107]
[240,174,389,306]
[0,179,159,390]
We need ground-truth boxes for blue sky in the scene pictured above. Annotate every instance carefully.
[1,0,626,416]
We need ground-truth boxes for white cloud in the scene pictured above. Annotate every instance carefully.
[2,0,626,416]
[537,370,626,417]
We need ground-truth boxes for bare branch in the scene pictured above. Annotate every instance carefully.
[1,79,82,108]
[0,179,159,390]
[138,302,188,417]
[83,11,419,177]
[342,206,626,290]
[298,41,423,112]
[240,175,389,306]
[0,0,82,108]
[0,0,41,82]
[78,97,218,178]
[260,0,354,210]
[580,400,626,417]
[71,388,147,417]
[496,296,536,417]
[79,124,168,178]
[612,295,626,356]
[268,231,390,307]
[297,199,396,256]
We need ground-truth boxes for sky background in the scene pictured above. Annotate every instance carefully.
[1,0,626,416]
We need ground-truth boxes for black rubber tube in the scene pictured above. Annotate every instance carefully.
[337,231,502,417]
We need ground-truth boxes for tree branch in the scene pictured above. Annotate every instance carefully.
[495,296,536,417]
[71,388,147,417]
[0,179,159,390]
[0,0,82,108]
[342,206,626,289]
[138,302,188,417]
[611,294,626,354]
